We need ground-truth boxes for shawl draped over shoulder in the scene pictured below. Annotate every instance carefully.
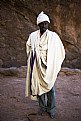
[25,30,65,100]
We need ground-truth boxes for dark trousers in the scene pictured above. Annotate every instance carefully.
[38,87,56,114]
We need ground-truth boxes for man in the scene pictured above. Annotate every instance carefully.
[25,11,65,118]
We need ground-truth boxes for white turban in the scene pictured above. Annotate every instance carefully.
[37,11,50,25]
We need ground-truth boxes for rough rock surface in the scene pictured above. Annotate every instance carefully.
[0,67,81,121]
[0,0,81,68]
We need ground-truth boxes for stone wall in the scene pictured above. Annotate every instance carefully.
[0,0,81,68]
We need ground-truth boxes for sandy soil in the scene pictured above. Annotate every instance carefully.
[0,68,81,121]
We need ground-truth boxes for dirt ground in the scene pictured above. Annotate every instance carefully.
[0,67,81,121]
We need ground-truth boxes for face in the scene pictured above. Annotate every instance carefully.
[38,21,49,34]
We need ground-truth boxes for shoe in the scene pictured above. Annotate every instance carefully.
[47,112,55,119]
[38,109,45,116]
[49,113,55,119]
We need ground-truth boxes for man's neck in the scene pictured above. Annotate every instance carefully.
[40,29,47,36]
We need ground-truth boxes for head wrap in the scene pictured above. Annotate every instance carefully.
[37,11,50,25]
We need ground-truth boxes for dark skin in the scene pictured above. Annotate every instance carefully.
[38,21,49,36]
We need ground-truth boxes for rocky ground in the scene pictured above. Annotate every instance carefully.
[0,67,81,121]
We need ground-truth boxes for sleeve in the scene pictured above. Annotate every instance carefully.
[26,35,31,58]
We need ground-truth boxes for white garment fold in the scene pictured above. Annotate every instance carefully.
[25,29,65,100]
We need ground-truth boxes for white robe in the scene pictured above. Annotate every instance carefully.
[25,29,65,100]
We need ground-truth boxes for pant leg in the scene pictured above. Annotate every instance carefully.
[38,93,46,111]
[47,87,56,114]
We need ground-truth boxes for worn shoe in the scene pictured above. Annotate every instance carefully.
[47,112,55,119]
[38,109,45,116]
[49,113,55,119]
